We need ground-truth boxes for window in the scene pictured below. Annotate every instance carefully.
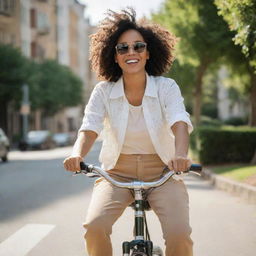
[30,8,37,28]
[0,0,15,15]
[37,11,49,30]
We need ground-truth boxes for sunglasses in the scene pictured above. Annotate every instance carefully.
[115,42,147,55]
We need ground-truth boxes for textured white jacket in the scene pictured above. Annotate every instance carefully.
[79,74,193,170]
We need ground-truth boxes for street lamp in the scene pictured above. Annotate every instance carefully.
[20,84,30,142]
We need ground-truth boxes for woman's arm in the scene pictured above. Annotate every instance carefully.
[63,130,98,172]
[168,121,192,172]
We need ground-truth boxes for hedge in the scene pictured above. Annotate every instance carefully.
[190,126,256,164]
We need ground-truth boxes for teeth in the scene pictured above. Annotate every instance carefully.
[126,59,138,64]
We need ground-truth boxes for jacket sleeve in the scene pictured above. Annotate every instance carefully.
[162,79,193,133]
[79,83,106,136]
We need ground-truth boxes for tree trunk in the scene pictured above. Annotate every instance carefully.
[249,71,256,127]
[193,60,209,126]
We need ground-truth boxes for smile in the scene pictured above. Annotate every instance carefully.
[125,59,139,64]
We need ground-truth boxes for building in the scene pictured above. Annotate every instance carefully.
[55,0,91,134]
[0,0,93,143]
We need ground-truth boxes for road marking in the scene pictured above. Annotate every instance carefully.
[0,224,55,256]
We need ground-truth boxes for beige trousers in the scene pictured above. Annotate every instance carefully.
[83,154,193,256]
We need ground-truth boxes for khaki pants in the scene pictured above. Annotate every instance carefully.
[83,154,193,256]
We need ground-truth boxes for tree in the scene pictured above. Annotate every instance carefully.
[0,43,84,137]
[28,60,84,115]
[0,44,29,133]
[167,60,196,111]
[153,0,236,125]
[215,0,256,126]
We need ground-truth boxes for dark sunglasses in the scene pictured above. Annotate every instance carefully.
[115,42,147,55]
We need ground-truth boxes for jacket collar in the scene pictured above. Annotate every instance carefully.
[109,73,157,99]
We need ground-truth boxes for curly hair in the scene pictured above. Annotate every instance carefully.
[90,8,177,82]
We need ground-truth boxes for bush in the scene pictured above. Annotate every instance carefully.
[191,115,223,127]
[223,116,248,126]
[190,126,256,164]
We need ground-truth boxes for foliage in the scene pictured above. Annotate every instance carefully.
[215,0,256,71]
[152,0,236,125]
[27,60,83,115]
[153,0,236,67]
[0,43,29,103]
[0,44,83,115]
[191,126,256,164]
[166,59,195,108]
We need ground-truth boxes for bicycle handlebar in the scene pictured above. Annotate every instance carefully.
[76,163,202,190]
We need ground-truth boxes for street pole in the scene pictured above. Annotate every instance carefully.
[21,84,30,141]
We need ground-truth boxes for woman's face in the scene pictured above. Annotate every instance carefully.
[115,29,149,76]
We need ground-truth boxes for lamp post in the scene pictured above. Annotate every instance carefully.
[20,84,30,141]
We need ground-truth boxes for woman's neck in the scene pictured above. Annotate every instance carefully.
[123,72,146,92]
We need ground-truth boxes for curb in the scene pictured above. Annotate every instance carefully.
[202,168,256,204]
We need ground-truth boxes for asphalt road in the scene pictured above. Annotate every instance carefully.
[0,142,255,256]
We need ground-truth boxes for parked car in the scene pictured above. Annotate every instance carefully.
[53,133,72,147]
[0,128,10,162]
[26,130,56,150]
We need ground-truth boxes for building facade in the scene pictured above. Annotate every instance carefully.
[0,0,94,143]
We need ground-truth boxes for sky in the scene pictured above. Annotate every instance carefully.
[77,0,164,26]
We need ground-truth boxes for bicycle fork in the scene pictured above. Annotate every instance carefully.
[122,189,153,256]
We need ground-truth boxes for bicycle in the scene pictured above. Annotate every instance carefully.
[75,162,202,256]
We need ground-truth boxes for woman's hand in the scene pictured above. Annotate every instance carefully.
[168,155,192,173]
[63,155,83,172]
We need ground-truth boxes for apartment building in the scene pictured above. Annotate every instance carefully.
[0,0,93,141]
[55,0,91,134]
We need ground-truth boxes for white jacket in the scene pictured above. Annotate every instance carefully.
[79,74,193,170]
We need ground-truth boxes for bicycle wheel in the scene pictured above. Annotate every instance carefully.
[152,245,163,256]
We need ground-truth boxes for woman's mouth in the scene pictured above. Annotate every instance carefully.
[125,59,139,64]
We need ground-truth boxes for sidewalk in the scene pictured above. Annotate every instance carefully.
[202,168,256,204]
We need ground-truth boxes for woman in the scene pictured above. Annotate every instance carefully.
[63,8,193,256]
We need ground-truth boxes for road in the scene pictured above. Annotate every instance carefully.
[0,142,256,256]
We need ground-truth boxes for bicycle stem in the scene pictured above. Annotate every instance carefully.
[134,189,144,240]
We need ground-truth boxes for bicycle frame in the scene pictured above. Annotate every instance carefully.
[76,163,202,256]
[122,188,153,256]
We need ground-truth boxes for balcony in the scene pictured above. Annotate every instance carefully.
[37,26,50,35]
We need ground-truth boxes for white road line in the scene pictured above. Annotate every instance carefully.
[0,224,55,256]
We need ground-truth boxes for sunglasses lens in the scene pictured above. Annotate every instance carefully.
[116,44,129,55]
[134,42,146,53]
[115,42,147,55]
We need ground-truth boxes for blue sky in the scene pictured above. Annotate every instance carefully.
[77,0,164,25]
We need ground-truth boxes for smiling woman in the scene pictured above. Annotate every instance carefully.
[89,8,177,82]
[63,7,194,256]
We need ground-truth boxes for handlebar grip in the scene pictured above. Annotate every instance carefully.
[189,164,202,172]
[79,162,95,173]
[80,162,87,171]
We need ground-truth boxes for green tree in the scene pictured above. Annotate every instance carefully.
[153,0,236,125]
[29,60,83,115]
[215,0,256,125]
[0,44,29,133]
[0,43,84,136]
[167,60,196,111]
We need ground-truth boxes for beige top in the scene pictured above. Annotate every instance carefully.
[121,104,156,154]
